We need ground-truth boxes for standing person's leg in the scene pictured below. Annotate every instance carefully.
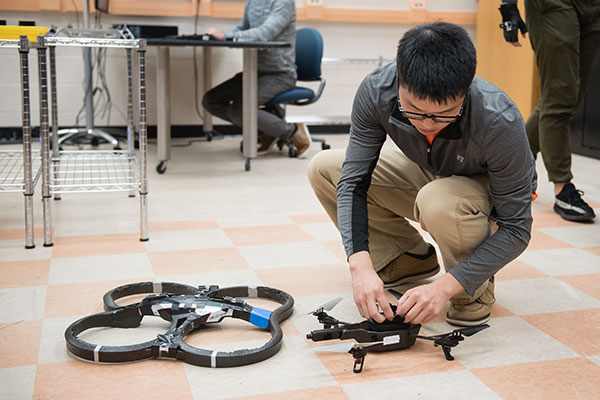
[414,175,497,326]
[524,0,596,221]
[202,73,243,124]
[308,147,440,284]
[525,0,579,184]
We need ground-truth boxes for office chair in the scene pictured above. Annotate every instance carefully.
[264,27,330,156]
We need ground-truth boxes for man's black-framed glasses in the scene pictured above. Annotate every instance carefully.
[397,100,465,124]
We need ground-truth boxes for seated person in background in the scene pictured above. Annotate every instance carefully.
[308,22,537,327]
[203,0,311,158]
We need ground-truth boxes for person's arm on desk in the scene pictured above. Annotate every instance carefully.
[224,0,294,42]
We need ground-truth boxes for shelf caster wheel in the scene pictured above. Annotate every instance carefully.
[156,161,167,174]
[114,145,122,151]
[244,158,251,171]
[321,143,331,150]
[206,131,213,142]
[288,146,298,158]
[91,137,100,147]
[240,140,244,153]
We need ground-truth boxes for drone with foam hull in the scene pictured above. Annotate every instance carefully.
[305,291,489,373]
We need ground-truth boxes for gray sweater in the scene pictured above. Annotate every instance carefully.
[225,0,297,76]
[338,63,537,296]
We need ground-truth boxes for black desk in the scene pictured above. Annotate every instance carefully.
[146,38,290,171]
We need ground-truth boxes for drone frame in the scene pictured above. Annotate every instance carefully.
[65,282,294,368]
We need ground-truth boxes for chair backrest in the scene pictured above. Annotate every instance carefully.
[295,28,323,82]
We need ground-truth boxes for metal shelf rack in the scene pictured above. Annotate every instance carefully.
[36,33,149,246]
[0,37,40,248]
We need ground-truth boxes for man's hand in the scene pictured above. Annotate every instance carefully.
[396,273,463,324]
[349,251,395,323]
[499,1,528,47]
[206,27,225,41]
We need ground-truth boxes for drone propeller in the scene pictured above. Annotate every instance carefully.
[307,296,343,315]
[455,324,489,337]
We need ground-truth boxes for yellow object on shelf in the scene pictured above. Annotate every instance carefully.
[0,26,49,42]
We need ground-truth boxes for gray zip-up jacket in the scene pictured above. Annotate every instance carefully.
[338,62,537,296]
[225,0,297,76]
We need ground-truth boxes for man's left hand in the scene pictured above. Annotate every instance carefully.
[396,273,463,324]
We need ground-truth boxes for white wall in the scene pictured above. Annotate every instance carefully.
[0,3,476,128]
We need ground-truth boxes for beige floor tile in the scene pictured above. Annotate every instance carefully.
[238,241,340,269]
[149,220,219,231]
[538,225,600,248]
[149,247,251,276]
[0,227,45,241]
[0,239,53,262]
[523,309,600,356]
[144,229,233,253]
[496,278,600,315]
[531,210,586,228]
[184,336,337,400]
[342,370,501,400]
[557,273,600,300]
[320,240,347,262]
[299,222,342,241]
[0,286,46,323]
[526,230,574,250]
[442,316,578,369]
[234,386,349,400]
[51,233,147,258]
[517,248,600,276]
[585,246,600,256]
[48,253,154,285]
[224,224,313,246]
[0,365,36,400]
[256,264,352,297]
[495,259,548,281]
[472,358,600,400]
[0,320,42,368]
[34,360,193,400]
[289,213,332,223]
[316,339,465,385]
[0,259,49,288]
[44,279,150,318]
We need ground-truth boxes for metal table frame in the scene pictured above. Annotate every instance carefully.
[36,35,149,246]
[0,36,41,249]
[146,38,290,172]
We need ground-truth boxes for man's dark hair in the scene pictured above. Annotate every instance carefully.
[396,22,476,104]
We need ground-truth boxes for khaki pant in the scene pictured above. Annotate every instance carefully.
[308,147,497,302]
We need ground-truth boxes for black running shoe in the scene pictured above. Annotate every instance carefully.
[554,183,596,222]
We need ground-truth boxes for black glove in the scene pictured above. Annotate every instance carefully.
[498,1,528,43]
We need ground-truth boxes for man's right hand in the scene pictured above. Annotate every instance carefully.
[348,251,395,323]
[206,27,225,41]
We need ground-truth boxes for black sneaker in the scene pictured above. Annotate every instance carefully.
[554,183,596,222]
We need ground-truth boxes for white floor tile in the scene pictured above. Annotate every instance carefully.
[588,355,600,367]
[48,253,154,285]
[0,365,36,400]
[538,225,600,248]
[184,336,337,400]
[0,286,46,323]
[155,270,263,289]
[0,240,53,262]
[343,370,501,400]
[496,278,600,315]
[238,241,340,269]
[517,248,600,276]
[144,229,233,253]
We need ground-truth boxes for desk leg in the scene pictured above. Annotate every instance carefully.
[156,46,170,174]
[202,47,213,139]
[242,48,258,171]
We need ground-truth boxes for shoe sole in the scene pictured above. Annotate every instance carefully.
[445,312,490,327]
[382,264,441,288]
[553,204,595,222]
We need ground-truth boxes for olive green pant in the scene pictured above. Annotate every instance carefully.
[524,0,600,183]
[307,147,496,302]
